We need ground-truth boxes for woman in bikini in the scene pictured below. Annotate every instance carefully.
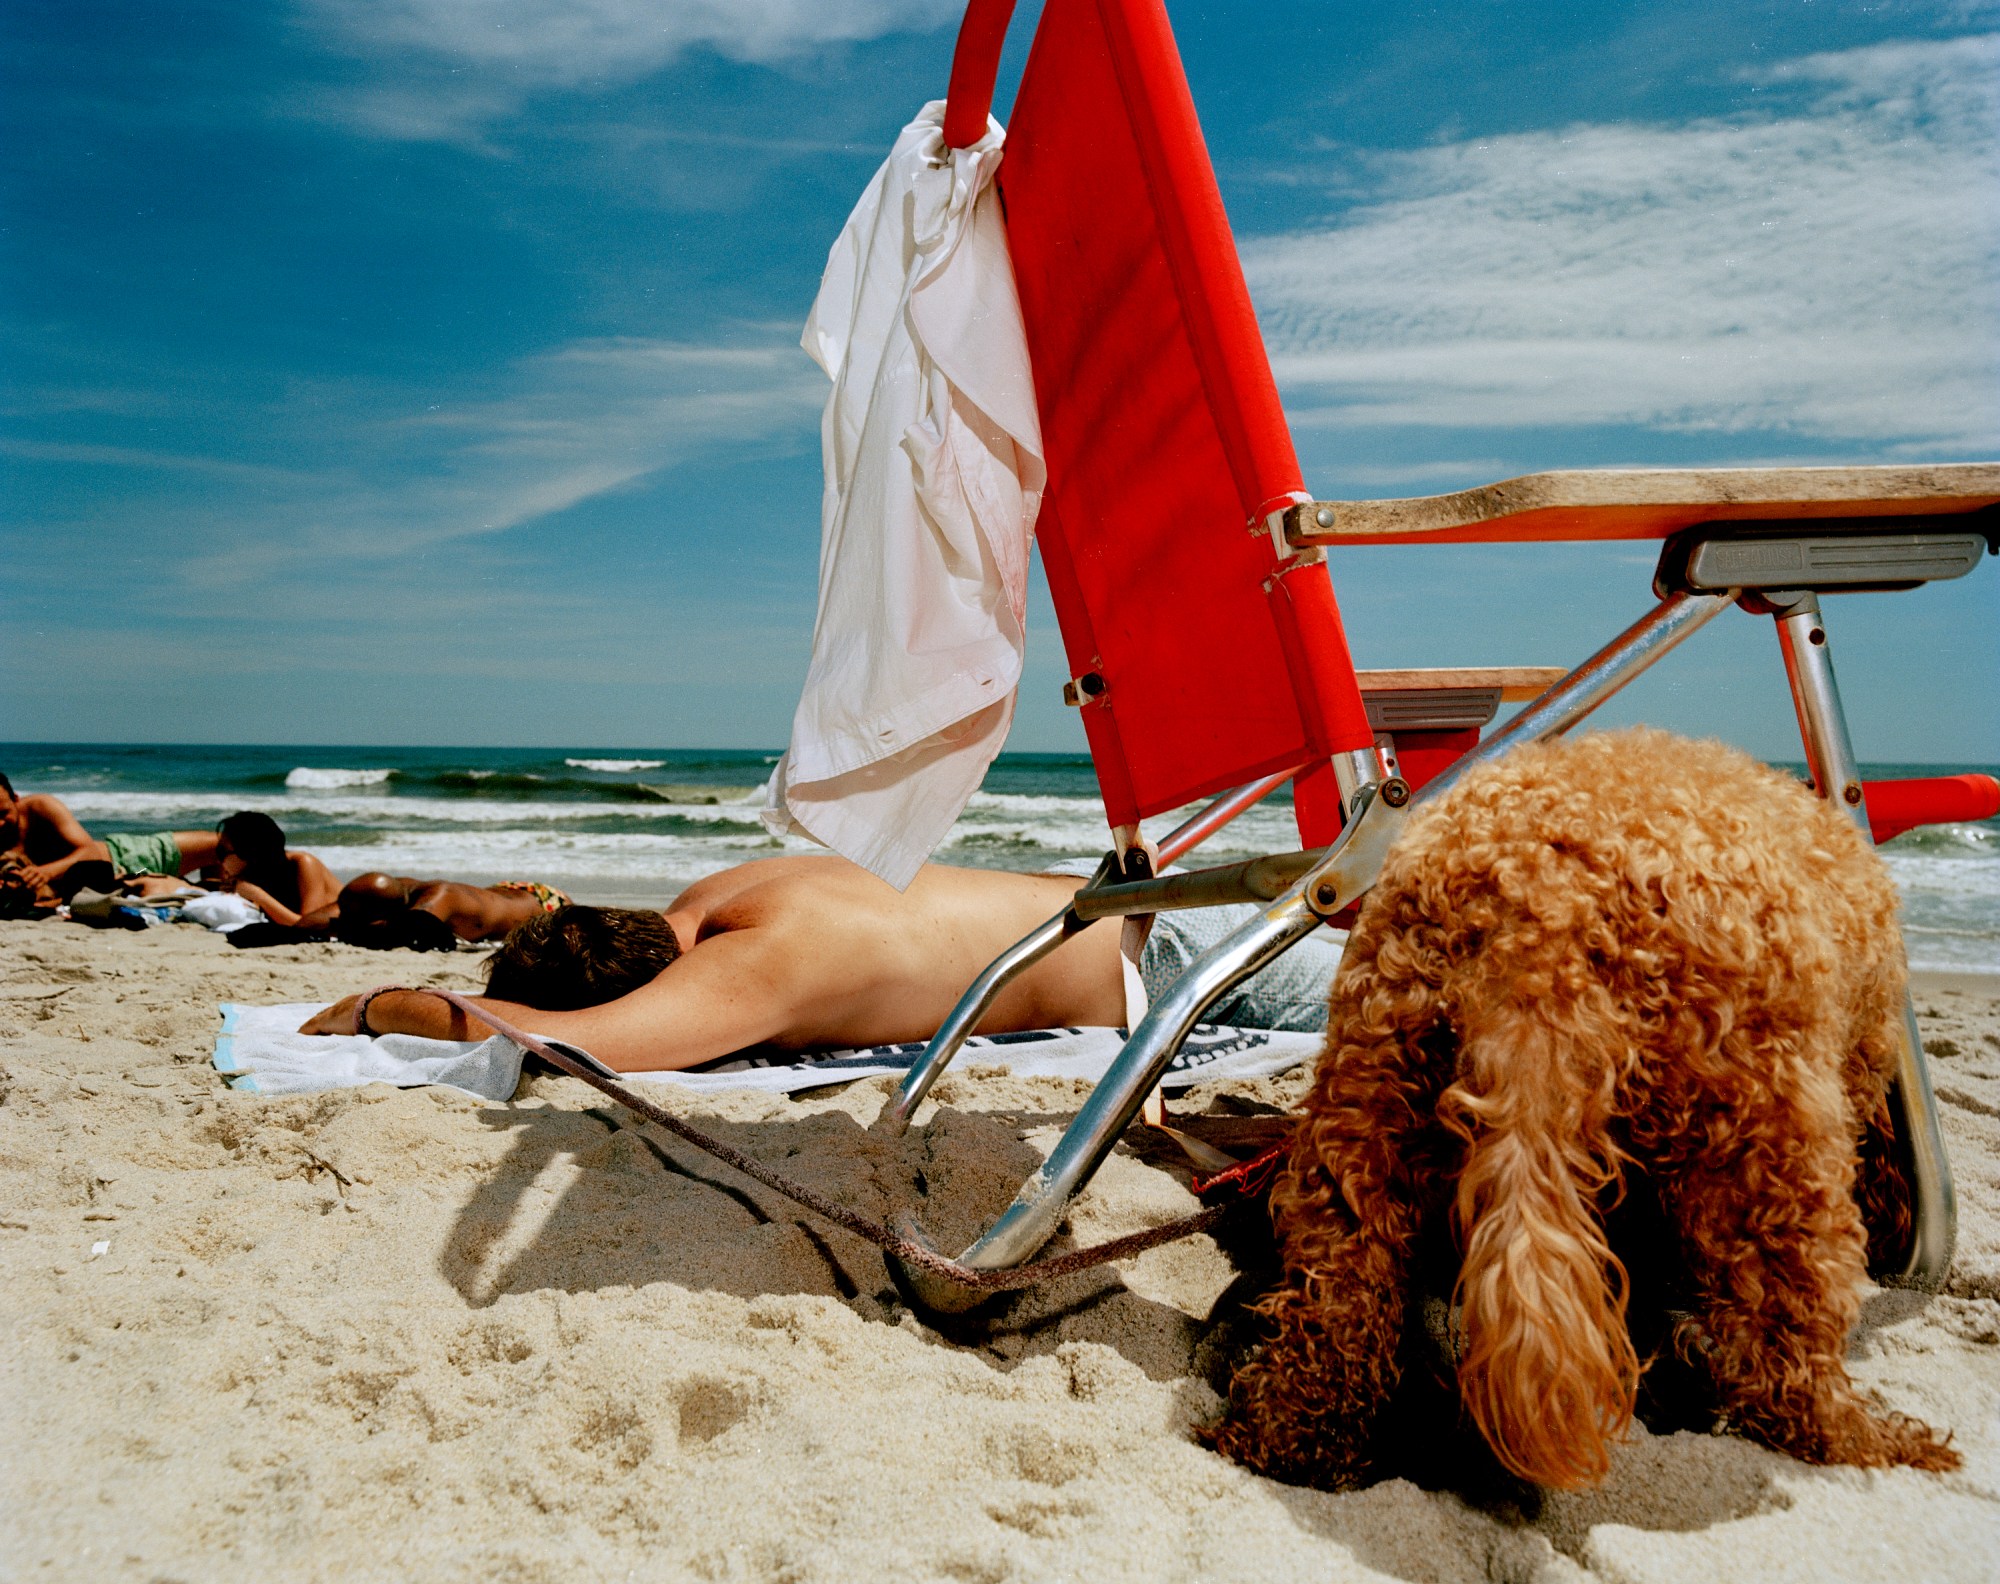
[331,872,573,949]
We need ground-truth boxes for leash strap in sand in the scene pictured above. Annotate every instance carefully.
[358,986,1230,1295]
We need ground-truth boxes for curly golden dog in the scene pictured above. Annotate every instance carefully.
[1213,727,1957,1490]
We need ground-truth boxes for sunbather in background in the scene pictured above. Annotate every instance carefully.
[301,852,1340,1072]
[93,828,222,887]
[0,778,342,928]
[328,872,574,949]
[214,811,340,926]
[0,771,113,908]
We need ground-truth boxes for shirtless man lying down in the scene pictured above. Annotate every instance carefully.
[300,854,1339,1073]
[0,771,110,907]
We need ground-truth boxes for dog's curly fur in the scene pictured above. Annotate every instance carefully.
[1212,728,1958,1490]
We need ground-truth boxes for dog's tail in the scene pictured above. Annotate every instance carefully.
[1444,996,1638,1489]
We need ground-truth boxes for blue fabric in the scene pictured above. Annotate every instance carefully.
[1138,906,1343,1033]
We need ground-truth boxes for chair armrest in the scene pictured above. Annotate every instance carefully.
[1356,667,1570,732]
[1865,775,2000,845]
[1356,667,1568,701]
[1285,464,2000,547]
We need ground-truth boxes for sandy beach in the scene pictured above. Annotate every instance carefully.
[2,918,1996,1582]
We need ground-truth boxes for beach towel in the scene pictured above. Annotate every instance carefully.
[212,1001,1322,1102]
[762,99,1045,889]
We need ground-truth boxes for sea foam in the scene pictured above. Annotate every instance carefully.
[566,758,665,772]
[285,767,396,790]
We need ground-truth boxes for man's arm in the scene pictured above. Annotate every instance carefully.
[300,926,817,1072]
[17,796,105,887]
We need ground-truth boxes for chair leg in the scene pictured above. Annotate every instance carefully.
[884,773,1307,1136]
[881,904,1087,1133]
[1772,595,1956,1288]
[887,886,1327,1312]
[1661,1119,1958,1471]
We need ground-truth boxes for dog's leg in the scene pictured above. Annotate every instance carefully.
[1851,1085,1915,1274]
[1211,973,1453,1487]
[1663,1082,1958,1473]
[1847,992,1917,1275]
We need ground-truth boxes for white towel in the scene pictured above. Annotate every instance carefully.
[214,1003,527,1099]
[183,892,266,933]
[762,100,1046,889]
[212,1001,1321,1101]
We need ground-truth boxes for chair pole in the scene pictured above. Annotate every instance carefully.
[942,0,1019,148]
[1772,595,1957,1288]
[1420,592,1736,806]
[895,857,1336,1304]
[882,871,1104,1135]
[881,768,1306,1134]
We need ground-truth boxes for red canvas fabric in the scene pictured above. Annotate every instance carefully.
[1863,775,2000,845]
[952,0,1372,837]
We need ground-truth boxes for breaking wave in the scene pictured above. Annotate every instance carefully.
[285,767,396,790]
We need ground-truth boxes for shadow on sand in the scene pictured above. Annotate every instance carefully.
[436,1092,1233,1384]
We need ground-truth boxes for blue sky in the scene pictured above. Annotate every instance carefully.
[3,0,1995,759]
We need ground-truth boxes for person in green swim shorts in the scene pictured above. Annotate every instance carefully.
[99,829,215,883]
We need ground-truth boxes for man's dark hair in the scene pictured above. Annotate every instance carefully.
[396,909,458,953]
[484,905,681,1010]
[0,771,13,797]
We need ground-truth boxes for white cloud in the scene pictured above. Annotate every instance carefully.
[0,333,829,728]
[309,0,957,76]
[1246,33,2000,453]
[296,0,958,136]
[405,336,825,535]
[62,331,830,592]
[0,438,310,485]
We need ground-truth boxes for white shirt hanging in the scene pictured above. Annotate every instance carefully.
[761,101,1045,890]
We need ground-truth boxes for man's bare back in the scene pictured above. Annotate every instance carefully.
[305,856,1126,1070]
[663,856,1126,1043]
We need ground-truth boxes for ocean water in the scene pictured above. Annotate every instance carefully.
[4,742,1995,972]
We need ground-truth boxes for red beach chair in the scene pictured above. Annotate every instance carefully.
[883,0,2000,1309]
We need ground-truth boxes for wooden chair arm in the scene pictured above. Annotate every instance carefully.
[1286,464,2000,547]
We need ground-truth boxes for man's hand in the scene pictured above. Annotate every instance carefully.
[17,862,58,890]
[299,995,363,1036]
